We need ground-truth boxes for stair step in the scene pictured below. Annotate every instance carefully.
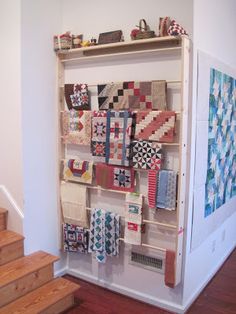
[0,208,7,231]
[0,251,59,307]
[0,230,24,266]
[0,277,79,314]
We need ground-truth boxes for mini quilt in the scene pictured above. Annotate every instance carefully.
[63,223,89,253]
[124,222,144,245]
[148,170,159,209]
[89,208,120,263]
[134,110,176,142]
[156,170,177,210]
[125,193,143,224]
[63,159,93,184]
[65,83,90,110]
[132,140,162,170]
[62,110,91,145]
[92,110,133,166]
[96,163,135,192]
[97,81,167,110]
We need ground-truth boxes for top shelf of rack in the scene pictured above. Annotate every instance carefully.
[57,36,183,63]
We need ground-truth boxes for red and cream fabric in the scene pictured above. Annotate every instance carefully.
[148,170,158,209]
[96,163,135,192]
[134,110,176,142]
[62,110,91,145]
[167,20,188,36]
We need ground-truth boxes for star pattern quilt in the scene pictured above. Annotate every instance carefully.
[65,83,90,110]
[92,110,133,166]
[62,110,91,145]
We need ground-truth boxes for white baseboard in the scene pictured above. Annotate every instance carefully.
[182,244,236,312]
[67,268,185,314]
[0,185,24,234]
[55,266,68,277]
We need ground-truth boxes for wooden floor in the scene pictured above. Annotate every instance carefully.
[63,249,236,314]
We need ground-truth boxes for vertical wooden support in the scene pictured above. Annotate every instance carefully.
[56,55,65,250]
[175,36,190,286]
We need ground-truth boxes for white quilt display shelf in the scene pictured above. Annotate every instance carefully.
[57,36,190,287]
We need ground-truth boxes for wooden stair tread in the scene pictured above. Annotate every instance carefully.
[0,278,80,314]
[0,251,59,288]
[0,230,24,248]
[0,208,7,214]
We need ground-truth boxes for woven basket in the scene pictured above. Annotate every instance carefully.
[54,33,72,51]
[134,19,155,40]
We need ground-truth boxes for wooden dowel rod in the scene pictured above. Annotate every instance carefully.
[119,238,166,252]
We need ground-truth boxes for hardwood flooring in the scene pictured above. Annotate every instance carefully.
[63,248,236,314]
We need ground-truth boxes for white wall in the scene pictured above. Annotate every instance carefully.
[62,0,193,41]
[183,0,236,308]
[21,0,66,270]
[0,0,24,225]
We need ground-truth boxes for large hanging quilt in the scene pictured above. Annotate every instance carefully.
[92,110,134,166]
[62,110,91,145]
[134,110,176,142]
[205,68,236,216]
[97,80,167,110]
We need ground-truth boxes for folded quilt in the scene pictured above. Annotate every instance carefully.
[63,159,93,184]
[148,170,159,209]
[125,193,143,224]
[89,208,120,263]
[60,181,89,227]
[63,223,89,253]
[92,110,134,166]
[62,110,91,145]
[134,110,176,142]
[156,170,177,210]
[64,83,90,110]
[132,140,162,170]
[97,81,167,110]
[96,163,135,192]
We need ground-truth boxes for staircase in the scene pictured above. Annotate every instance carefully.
[0,208,79,314]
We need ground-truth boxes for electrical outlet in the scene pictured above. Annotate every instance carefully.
[212,239,216,253]
[222,229,226,242]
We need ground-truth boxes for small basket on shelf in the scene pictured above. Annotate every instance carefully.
[54,32,72,51]
[130,19,156,40]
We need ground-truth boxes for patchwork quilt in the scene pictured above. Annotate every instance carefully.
[64,84,90,110]
[92,110,133,166]
[132,140,162,170]
[89,208,120,263]
[63,159,93,184]
[97,80,167,110]
[96,163,135,192]
[134,110,176,142]
[62,110,91,145]
[63,223,89,253]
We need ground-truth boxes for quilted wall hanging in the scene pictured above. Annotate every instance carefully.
[89,208,120,263]
[62,110,91,145]
[156,170,177,211]
[61,181,89,228]
[65,83,90,110]
[63,159,93,184]
[134,110,176,142]
[63,223,89,253]
[132,140,162,170]
[96,163,135,192]
[97,80,167,110]
[92,110,134,166]
[205,68,236,217]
